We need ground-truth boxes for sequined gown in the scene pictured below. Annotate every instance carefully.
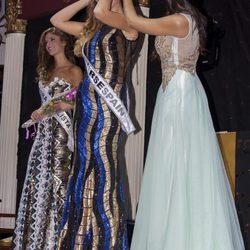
[131,14,245,250]
[12,78,73,250]
[59,26,128,249]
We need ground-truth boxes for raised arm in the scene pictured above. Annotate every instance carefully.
[50,0,90,37]
[122,0,189,38]
[94,0,138,40]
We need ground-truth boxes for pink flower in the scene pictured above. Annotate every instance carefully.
[65,88,77,101]
[22,87,78,128]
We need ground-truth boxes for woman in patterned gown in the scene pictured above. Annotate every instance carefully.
[51,0,138,249]
[12,27,83,250]
[122,0,245,250]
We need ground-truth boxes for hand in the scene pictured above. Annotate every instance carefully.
[31,109,44,122]
[53,100,73,111]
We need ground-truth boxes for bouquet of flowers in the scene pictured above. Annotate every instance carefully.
[21,87,77,128]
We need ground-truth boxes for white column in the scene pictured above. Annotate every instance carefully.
[0,32,26,229]
[125,6,149,220]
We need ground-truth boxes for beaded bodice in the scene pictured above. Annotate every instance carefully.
[155,14,200,91]
[39,77,71,104]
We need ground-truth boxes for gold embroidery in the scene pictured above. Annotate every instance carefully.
[155,32,199,91]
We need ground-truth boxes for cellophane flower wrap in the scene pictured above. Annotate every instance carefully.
[21,87,77,128]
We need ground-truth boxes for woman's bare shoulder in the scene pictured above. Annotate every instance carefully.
[69,64,83,87]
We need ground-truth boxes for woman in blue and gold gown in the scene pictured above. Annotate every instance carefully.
[51,0,138,248]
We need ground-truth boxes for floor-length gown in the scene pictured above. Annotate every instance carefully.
[131,14,245,250]
[12,78,73,250]
[59,25,129,249]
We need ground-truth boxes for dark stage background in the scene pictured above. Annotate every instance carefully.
[15,0,250,248]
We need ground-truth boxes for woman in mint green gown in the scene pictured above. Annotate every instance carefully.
[123,0,245,249]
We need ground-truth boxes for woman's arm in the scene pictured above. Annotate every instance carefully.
[123,0,189,37]
[94,0,138,40]
[50,0,90,37]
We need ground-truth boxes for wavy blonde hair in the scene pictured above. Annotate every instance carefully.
[37,27,75,83]
[74,0,103,57]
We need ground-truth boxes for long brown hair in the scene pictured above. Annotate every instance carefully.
[37,27,75,82]
[74,0,103,57]
[165,0,207,52]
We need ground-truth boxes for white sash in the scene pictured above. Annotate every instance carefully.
[42,87,74,152]
[82,50,135,135]
[54,112,74,152]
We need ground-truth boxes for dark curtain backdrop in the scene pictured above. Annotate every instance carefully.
[201,0,250,131]
[236,131,250,249]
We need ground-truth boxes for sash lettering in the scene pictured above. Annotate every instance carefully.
[82,49,135,135]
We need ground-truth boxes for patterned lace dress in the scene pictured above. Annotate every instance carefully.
[12,78,73,250]
[130,14,245,250]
